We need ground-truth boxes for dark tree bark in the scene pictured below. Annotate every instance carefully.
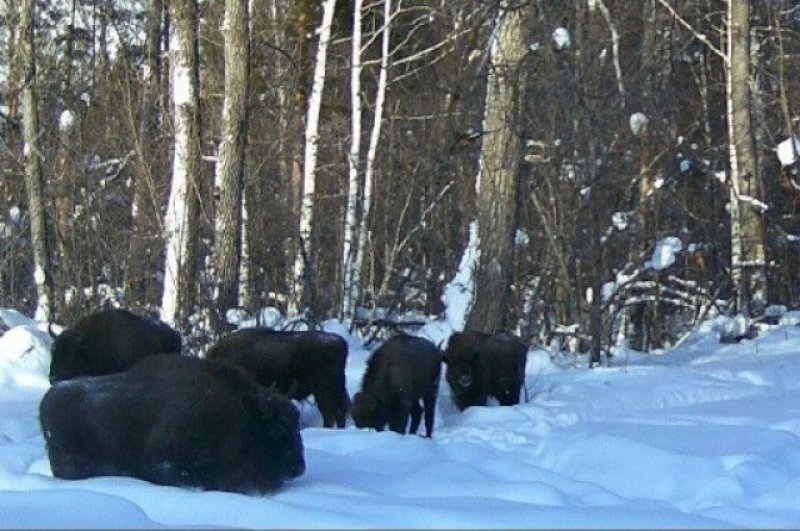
[211,0,250,327]
[127,0,166,308]
[466,2,532,335]
[19,0,55,320]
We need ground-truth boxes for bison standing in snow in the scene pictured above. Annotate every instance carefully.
[206,328,350,428]
[39,354,306,494]
[48,308,181,383]
[443,330,528,411]
[351,334,442,438]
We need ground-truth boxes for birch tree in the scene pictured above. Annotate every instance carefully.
[18,0,54,321]
[290,0,336,315]
[465,1,532,334]
[211,0,250,324]
[161,0,203,329]
[342,0,391,323]
[727,0,767,316]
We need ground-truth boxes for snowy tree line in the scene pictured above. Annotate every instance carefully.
[1,0,799,360]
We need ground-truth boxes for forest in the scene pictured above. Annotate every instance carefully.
[1,0,799,362]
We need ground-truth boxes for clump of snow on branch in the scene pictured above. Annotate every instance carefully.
[629,112,648,136]
[646,237,682,271]
[58,110,75,131]
[552,27,570,50]
[776,136,800,167]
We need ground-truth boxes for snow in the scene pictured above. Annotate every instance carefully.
[646,236,683,271]
[776,136,800,167]
[552,27,570,50]
[441,220,477,332]
[629,112,648,136]
[4,304,800,529]
[58,110,75,132]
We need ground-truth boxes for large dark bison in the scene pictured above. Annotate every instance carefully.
[48,308,182,383]
[39,354,305,494]
[206,328,350,428]
[351,334,442,438]
[443,330,528,411]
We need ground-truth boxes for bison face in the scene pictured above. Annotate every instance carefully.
[258,391,306,481]
[351,392,384,431]
[443,348,479,391]
[48,329,83,383]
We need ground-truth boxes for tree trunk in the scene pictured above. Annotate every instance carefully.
[727,0,767,316]
[284,0,313,314]
[290,0,336,315]
[161,0,203,329]
[127,0,165,308]
[341,0,363,322]
[19,0,54,321]
[211,0,250,327]
[343,0,391,324]
[465,1,531,335]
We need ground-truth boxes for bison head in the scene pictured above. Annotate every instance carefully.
[256,390,306,483]
[48,328,84,383]
[351,392,383,431]
[443,332,482,391]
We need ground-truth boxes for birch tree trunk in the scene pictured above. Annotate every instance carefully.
[465,1,531,335]
[127,0,165,308]
[342,0,391,323]
[211,0,250,325]
[19,0,54,321]
[290,0,336,315]
[727,0,767,316]
[161,0,202,329]
[341,0,363,322]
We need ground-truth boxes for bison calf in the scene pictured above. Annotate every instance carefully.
[49,308,181,383]
[443,330,528,411]
[39,354,305,494]
[351,334,442,438]
[206,328,350,428]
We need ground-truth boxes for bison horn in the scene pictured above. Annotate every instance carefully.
[47,322,59,339]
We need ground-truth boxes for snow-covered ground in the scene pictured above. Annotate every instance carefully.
[2,306,800,529]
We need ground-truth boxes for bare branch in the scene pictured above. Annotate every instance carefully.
[654,0,727,65]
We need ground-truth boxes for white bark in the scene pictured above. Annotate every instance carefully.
[290,0,337,313]
[161,16,195,328]
[341,0,363,321]
[351,0,391,318]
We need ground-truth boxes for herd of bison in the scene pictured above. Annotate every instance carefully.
[39,308,530,495]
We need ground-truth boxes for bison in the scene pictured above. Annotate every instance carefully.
[443,330,528,411]
[206,328,350,428]
[39,354,305,494]
[49,308,182,383]
[351,334,442,438]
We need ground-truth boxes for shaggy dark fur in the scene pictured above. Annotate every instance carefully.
[39,354,305,494]
[443,330,528,411]
[206,328,350,428]
[351,334,442,437]
[49,308,182,383]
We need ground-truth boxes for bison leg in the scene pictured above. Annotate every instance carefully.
[386,403,410,435]
[422,393,437,438]
[496,385,521,406]
[408,401,423,435]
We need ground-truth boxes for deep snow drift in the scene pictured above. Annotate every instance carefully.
[2,306,800,529]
